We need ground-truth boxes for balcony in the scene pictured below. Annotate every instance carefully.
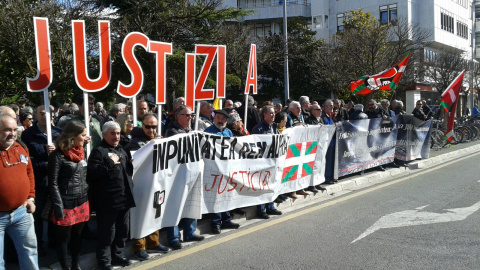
[476,20,480,31]
[238,0,311,21]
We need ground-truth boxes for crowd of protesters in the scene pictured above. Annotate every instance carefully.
[1,93,439,270]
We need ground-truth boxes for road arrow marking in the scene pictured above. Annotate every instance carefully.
[352,201,480,243]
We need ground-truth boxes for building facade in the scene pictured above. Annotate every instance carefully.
[222,0,474,112]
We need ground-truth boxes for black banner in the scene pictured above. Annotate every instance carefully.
[335,116,399,178]
[394,115,432,161]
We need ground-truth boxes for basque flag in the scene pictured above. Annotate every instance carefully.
[351,51,412,95]
[440,70,465,141]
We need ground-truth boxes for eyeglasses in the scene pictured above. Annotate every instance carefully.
[128,120,134,124]
[179,114,193,118]
[143,125,158,129]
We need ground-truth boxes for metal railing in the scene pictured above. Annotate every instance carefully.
[239,0,310,9]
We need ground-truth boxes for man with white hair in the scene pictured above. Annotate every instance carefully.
[0,114,39,270]
[350,104,368,120]
[197,101,214,131]
[286,101,304,128]
[299,96,311,118]
[223,99,233,109]
[87,121,136,269]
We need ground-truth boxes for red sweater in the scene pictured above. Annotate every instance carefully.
[0,141,35,211]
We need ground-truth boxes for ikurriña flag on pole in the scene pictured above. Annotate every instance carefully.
[351,51,412,95]
[440,70,465,141]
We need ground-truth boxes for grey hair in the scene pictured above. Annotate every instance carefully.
[289,101,300,109]
[380,99,390,106]
[95,102,103,108]
[110,104,121,113]
[369,99,377,104]
[299,96,310,105]
[102,121,120,133]
[261,105,274,117]
[396,101,404,108]
[322,99,333,107]
[248,95,255,106]
[173,97,185,108]
[69,104,79,114]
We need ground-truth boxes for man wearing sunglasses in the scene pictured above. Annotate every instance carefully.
[124,114,169,261]
[125,114,159,152]
[0,114,39,270]
[164,105,204,250]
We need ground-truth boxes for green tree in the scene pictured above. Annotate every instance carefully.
[94,0,252,110]
[257,18,325,103]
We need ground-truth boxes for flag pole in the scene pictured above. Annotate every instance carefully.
[83,92,91,157]
[244,94,249,129]
[194,101,201,130]
[132,96,137,127]
[43,89,53,145]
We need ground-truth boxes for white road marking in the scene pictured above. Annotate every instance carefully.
[352,201,480,243]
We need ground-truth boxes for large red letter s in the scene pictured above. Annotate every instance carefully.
[117,32,149,98]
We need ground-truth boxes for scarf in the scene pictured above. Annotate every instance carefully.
[63,146,84,162]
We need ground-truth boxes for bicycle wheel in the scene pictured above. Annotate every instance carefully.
[453,128,463,144]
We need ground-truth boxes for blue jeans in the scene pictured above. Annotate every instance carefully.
[211,212,232,228]
[325,145,335,182]
[0,206,39,270]
[166,218,197,245]
[257,203,275,215]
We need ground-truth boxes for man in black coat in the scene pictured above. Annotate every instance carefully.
[412,100,428,121]
[87,121,135,270]
[164,105,204,249]
[238,95,261,133]
[21,105,62,254]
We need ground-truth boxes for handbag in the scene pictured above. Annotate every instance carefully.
[41,197,52,221]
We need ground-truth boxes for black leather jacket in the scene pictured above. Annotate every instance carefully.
[48,149,88,219]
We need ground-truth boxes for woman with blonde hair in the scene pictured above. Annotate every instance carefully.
[115,113,134,148]
[48,121,90,270]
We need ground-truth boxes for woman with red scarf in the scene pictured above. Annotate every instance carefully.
[48,121,90,270]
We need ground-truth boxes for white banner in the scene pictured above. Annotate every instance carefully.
[130,133,204,239]
[129,126,334,238]
[277,125,336,194]
[201,133,289,213]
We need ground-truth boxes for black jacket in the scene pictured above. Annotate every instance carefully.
[165,121,190,137]
[22,123,62,187]
[124,127,149,152]
[412,108,427,121]
[251,120,279,135]
[304,115,324,125]
[238,105,261,133]
[48,149,88,219]
[87,140,135,211]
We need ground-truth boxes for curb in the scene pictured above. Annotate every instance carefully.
[47,143,480,269]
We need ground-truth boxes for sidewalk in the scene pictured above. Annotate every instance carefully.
[19,141,480,270]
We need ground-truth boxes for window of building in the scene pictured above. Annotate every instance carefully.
[254,23,272,37]
[337,13,344,31]
[441,10,454,34]
[380,4,397,25]
[457,20,468,39]
[313,15,328,29]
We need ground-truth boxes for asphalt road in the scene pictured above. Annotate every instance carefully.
[128,148,480,270]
